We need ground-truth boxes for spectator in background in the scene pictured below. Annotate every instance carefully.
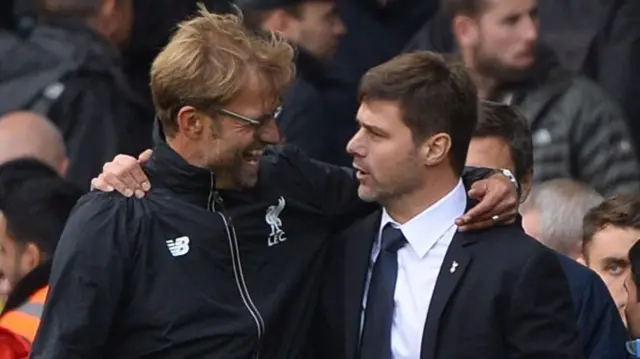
[0,0,153,190]
[466,101,628,359]
[0,112,68,176]
[238,0,346,163]
[0,159,82,356]
[581,194,640,327]
[537,0,640,156]
[434,0,640,195]
[521,179,603,259]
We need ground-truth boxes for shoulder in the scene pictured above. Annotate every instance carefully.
[67,191,152,231]
[261,144,353,184]
[473,224,545,252]
[471,225,560,271]
[563,76,625,114]
[261,144,307,167]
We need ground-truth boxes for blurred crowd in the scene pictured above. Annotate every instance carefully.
[1,0,640,357]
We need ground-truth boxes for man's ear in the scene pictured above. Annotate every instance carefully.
[421,133,451,167]
[261,9,292,33]
[176,106,205,139]
[22,243,42,274]
[520,170,533,203]
[452,15,479,48]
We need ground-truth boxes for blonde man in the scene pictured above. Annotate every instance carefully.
[31,9,294,359]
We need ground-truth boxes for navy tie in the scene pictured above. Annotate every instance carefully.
[359,224,407,359]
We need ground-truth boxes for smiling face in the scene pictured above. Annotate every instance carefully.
[194,71,282,189]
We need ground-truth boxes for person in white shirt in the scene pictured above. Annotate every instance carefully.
[313,51,582,359]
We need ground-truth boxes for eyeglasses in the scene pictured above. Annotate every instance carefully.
[217,106,283,127]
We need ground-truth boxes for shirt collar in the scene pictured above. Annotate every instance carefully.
[379,180,467,258]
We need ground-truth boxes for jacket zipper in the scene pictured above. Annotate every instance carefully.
[207,172,265,359]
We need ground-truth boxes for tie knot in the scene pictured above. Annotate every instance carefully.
[381,224,406,253]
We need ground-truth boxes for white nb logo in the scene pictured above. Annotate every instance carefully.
[266,196,287,247]
[166,236,190,257]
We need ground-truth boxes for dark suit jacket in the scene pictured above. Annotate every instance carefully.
[556,254,629,359]
[314,209,584,359]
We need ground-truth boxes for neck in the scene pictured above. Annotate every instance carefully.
[460,47,498,100]
[165,137,237,190]
[383,169,460,224]
[166,137,207,168]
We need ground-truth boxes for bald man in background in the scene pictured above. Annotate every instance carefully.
[0,112,68,177]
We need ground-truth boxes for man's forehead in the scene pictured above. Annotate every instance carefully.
[587,225,640,256]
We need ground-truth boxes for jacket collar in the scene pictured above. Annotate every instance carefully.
[1,261,51,316]
[144,120,216,208]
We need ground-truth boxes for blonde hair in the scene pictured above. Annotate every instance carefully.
[150,5,295,137]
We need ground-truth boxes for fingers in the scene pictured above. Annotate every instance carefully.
[96,171,133,197]
[138,149,153,163]
[456,209,517,232]
[102,156,149,198]
[90,175,114,192]
[457,175,518,231]
[467,182,487,200]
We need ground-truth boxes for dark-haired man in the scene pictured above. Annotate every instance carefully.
[581,195,640,328]
[315,52,580,359]
[437,0,640,195]
[466,101,628,359]
[0,158,82,355]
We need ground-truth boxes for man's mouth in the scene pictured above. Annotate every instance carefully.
[243,149,264,165]
[353,163,370,179]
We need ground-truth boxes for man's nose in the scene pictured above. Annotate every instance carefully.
[522,16,538,43]
[346,130,364,157]
[259,119,281,145]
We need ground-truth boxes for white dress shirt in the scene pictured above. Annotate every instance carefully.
[360,180,467,359]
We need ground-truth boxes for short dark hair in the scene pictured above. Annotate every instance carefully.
[243,5,303,30]
[358,51,478,175]
[0,159,82,258]
[630,240,640,287]
[441,0,487,18]
[583,194,640,255]
[475,101,533,181]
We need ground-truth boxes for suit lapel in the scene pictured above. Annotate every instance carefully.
[343,210,382,359]
[420,229,482,359]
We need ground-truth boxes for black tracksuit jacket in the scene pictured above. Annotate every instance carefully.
[31,135,496,359]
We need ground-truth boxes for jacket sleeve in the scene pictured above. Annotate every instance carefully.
[571,80,640,195]
[579,272,629,359]
[506,248,584,359]
[29,194,137,359]
[271,145,505,223]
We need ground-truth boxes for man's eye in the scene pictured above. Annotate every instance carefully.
[606,263,624,276]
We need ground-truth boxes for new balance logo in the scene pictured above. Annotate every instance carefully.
[166,236,190,257]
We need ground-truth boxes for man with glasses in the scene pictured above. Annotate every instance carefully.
[33,11,518,359]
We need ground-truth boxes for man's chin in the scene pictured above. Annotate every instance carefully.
[357,186,378,203]
[236,168,259,189]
